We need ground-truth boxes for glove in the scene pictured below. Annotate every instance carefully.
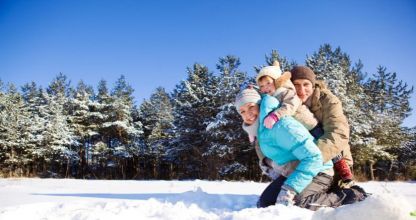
[276,185,297,206]
[259,158,280,180]
[333,158,354,182]
[264,112,279,129]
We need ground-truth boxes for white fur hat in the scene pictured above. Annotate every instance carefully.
[255,60,282,84]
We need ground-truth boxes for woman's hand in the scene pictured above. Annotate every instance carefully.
[276,185,297,206]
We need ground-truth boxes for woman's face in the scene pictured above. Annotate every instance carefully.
[239,102,259,125]
[293,79,314,103]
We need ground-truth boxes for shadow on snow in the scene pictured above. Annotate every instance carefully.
[33,187,259,212]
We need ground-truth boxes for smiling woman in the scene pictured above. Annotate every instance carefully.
[235,88,261,125]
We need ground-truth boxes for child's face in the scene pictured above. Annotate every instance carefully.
[239,102,259,125]
[258,76,276,95]
[293,79,314,103]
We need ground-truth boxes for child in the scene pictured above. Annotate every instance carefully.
[235,87,335,207]
[256,61,354,186]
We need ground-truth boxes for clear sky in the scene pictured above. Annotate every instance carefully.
[0,0,415,127]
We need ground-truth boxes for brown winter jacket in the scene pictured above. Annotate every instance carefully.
[307,81,353,165]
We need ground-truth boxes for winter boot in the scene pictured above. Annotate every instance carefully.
[341,187,367,205]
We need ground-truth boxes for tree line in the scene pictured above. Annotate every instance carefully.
[0,44,414,181]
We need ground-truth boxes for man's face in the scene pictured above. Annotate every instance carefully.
[258,76,276,95]
[239,102,259,125]
[293,79,314,103]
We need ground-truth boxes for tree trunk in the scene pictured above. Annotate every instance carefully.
[66,158,70,178]
[369,161,375,180]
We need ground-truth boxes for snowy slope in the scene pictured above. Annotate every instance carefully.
[0,178,414,220]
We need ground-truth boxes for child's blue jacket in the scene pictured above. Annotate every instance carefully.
[258,95,333,193]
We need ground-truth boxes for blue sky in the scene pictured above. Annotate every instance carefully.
[0,0,415,127]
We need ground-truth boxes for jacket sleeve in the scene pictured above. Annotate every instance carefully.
[284,138,324,193]
[316,92,350,163]
[273,86,302,118]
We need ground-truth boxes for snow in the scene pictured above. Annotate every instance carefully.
[0,179,414,220]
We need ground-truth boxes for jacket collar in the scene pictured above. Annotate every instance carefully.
[309,82,323,112]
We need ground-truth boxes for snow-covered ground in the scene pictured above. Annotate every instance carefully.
[0,178,414,220]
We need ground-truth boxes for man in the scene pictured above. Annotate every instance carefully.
[290,66,354,187]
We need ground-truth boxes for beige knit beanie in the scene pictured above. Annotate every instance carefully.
[256,60,282,84]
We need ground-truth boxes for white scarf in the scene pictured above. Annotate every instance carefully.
[242,118,259,141]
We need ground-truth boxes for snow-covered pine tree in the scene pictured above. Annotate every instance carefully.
[0,84,32,177]
[204,56,256,179]
[90,79,112,177]
[20,82,50,176]
[169,63,218,179]
[396,127,416,179]
[47,73,72,99]
[362,66,414,179]
[306,45,379,169]
[306,45,350,103]
[139,87,174,179]
[342,61,379,174]
[44,74,79,177]
[67,80,98,178]
[102,75,141,178]
[254,50,296,74]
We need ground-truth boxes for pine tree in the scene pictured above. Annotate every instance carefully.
[307,47,371,141]
[169,63,218,179]
[91,79,112,176]
[42,74,79,177]
[139,87,174,178]
[396,127,416,179]
[42,92,78,177]
[67,80,98,177]
[255,50,296,73]
[20,82,49,176]
[99,75,141,178]
[0,84,32,176]
[204,56,256,179]
[47,73,71,99]
[362,66,414,179]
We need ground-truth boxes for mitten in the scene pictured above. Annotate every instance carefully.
[259,158,280,180]
[264,112,279,129]
[276,185,297,206]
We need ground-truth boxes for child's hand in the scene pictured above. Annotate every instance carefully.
[264,112,279,129]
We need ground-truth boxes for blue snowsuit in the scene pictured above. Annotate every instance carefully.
[258,95,333,193]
